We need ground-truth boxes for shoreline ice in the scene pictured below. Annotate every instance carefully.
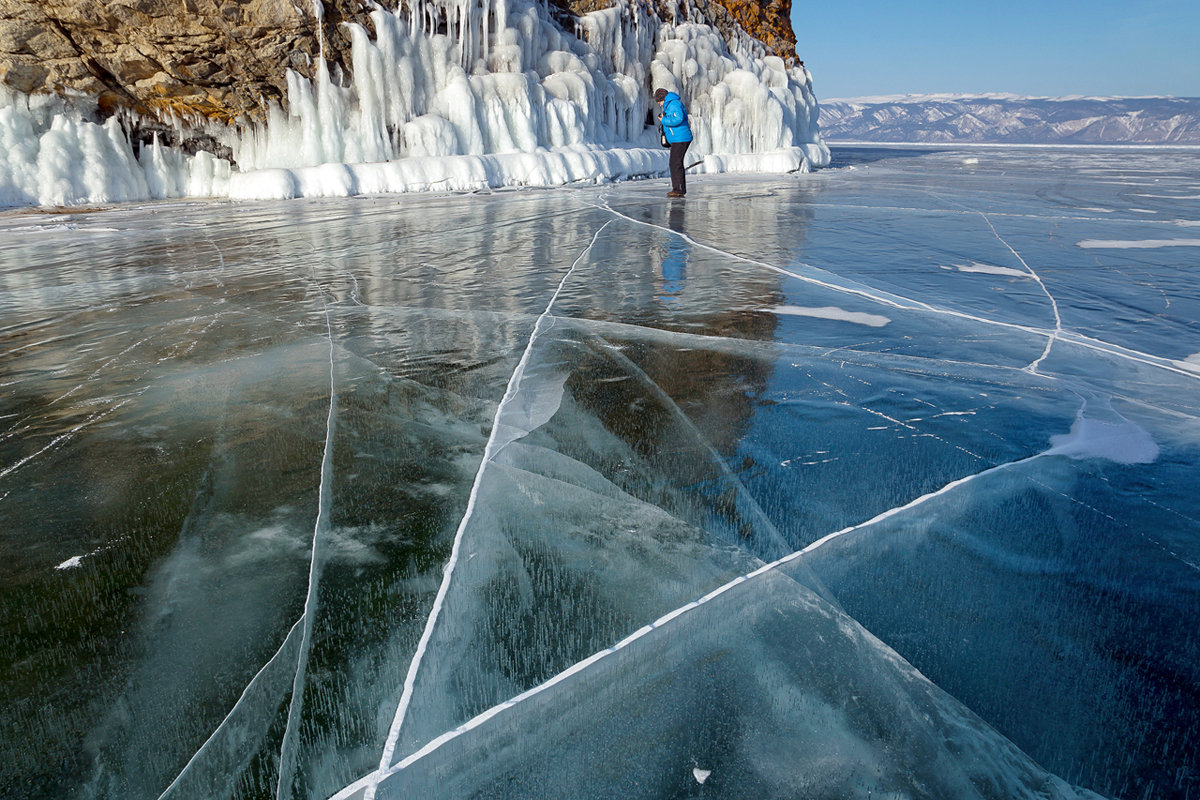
[0,0,828,209]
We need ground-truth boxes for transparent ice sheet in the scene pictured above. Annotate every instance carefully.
[2,148,1198,799]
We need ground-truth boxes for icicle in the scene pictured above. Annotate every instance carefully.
[1,0,830,207]
[312,0,327,60]
[481,0,491,63]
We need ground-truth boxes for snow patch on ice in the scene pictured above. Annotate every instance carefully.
[1077,239,1200,249]
[1175,353,1200,373]
[951,262,1028,277]
[1048,414,1159,465]
[772,305,891,327]
[54,538,127,570]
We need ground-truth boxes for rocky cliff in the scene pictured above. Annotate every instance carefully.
[0,0,797,128]
[1,0,362,122]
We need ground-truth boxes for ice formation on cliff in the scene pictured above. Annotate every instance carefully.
[0,0,827,207]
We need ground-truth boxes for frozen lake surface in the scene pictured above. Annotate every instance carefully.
[2,146,1199,799]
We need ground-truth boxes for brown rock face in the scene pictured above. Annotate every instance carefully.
[554,0,797,63]
[714,0,796,62]
[0,0,372,122]
[672,0,796,63]
[1,0,797,126]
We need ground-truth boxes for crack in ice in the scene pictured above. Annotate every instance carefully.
[0,397,135,482]
[154,265,348,800]
[592,196,1200,385]
[591,195,932,313]
[2,308,227,449]
[327,448,1054,800]
[974,211,1062,374]
[157,616,306,799]
[806,199,1193,227]
[368,221,612,796]
[275,283,339,800]
[592,334,792,558]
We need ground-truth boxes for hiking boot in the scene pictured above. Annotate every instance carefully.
[667,191,685,198]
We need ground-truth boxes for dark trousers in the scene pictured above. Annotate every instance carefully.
[669,140,691,194]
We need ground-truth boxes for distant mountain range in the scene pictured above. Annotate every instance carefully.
[818,94,1200,144]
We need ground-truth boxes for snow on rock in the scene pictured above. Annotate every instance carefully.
[0,0,827,208]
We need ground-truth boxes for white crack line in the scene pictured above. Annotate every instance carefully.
[328,449,1049,800]
[366,221,612,798]
[974,210,1062,374]
[275,284,338,800]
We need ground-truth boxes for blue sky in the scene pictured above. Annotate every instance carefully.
[792,0,1200,99]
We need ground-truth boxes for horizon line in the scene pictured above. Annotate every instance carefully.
[822,92,1200,104]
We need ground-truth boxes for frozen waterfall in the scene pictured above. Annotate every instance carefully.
[0,0,828,208]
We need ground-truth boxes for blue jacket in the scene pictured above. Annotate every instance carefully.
[660,92,693,143]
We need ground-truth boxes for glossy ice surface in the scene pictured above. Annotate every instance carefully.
[2,146,1198,799]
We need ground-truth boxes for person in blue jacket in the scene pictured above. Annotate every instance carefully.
[655,87,693,198]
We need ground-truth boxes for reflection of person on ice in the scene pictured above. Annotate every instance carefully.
[655,87,693,198]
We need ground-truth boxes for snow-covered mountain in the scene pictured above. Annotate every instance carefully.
[819,94,1200,144]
